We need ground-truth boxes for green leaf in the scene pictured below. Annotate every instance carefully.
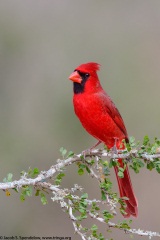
[25,186,32,196]
[120,208,127,216]
[20,170,25,176]
[118,220,131,230]
[65,194,73,200]
[86,159,95,165]
[21,186,32,197]
[103,167,110,176]
[79,207,85,213]
[98,233,105,240]
[33,168,40,176]
[119,167,125,172]
[147,162,154,171]
[55,172,65,185]
[59,147,67,158]
[79,164,86,168]
[7,173,13,182]
[129,136,135,144]
[91,201,100,213]
[130,158,144,173]
[3,173,13,183]
[40,193,48,205]
[76,212,87,221]
[143,135,150,146]
[101,190,106,201]
[78,168,84,175]
[103,210,114,222]
[121,196,129,201]
[100,178,112,192]
[27,168,40,178]
[20,194,25,202]
[81,193,88,199]
[156,163,160,173]
[127,136,137,149]
[67,151,74,158]
[109,159,117,168]
[85,165,91,173]
[13,188,19,193]
[101,160,109,167]
[35,189,40,196]
[80,199,87,208]
[118,171,124,178]
[91,224,98,231]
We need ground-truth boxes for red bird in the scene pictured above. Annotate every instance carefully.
[68,62,138,218]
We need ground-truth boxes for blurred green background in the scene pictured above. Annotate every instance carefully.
[0,1,160,239]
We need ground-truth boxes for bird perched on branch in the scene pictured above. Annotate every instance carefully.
[68,62,138,218]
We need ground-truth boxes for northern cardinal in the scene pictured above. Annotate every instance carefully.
[68,62,138,218]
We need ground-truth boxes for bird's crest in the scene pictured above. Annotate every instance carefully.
[75,62,100,73]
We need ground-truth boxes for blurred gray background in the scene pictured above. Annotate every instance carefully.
[0,0,160,239]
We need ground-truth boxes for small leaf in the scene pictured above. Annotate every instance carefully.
[55,172,65,185]
[103,210,114,221]
[78,168,84,175]
[129,136,135,144]
[35,189,40,196]
[118,220,131,230]
[40,193,48,205]
[20,194,25,202]
[81,193,88,199]
[109,159,117,168]
[101,190,106,201]
[143,135,150,146]
[79,164,86,169]
[103,167,110,176]
[118,167,125,172]
[118,171,124,178]
[13,188,18,193]
[85,165,91,173]
[98,234,105,240]
[5,190,11,196]
[33,168,40,176]
[67,151,74,158]
[7,173,13,182]
[25,186,32,196]
[156,164,160,173]
[121,196,129,201]
[3,173,13,183]
[20,171,25,176]
[91,224,98,231]
[147,162,154,171]
[59,147,67,158]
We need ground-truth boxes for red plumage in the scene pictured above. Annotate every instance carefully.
[69,62,138,217]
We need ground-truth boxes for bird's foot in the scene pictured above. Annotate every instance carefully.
[82,140,102,158]
[110,138,119,158]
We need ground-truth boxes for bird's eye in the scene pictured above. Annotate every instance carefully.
[85,73,89,78]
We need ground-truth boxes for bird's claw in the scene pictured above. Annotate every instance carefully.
[110,137,119,158]
[82,140,102,159]
[82,149,91,158]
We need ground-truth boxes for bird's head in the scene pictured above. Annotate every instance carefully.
[69,62,101,94]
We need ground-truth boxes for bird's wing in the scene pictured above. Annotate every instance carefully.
[99,91,128,140]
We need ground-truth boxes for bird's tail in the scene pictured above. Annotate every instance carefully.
[114,159,138,218]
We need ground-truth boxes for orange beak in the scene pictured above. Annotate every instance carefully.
[69,71,82,84]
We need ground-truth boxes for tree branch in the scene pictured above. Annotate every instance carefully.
[0,147,160,239]
[0,148,159,191]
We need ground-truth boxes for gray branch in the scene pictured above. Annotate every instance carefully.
[0,148,159,191]
[0,148,159,239]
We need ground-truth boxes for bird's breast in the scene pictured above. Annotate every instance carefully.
[73,93,124,148]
